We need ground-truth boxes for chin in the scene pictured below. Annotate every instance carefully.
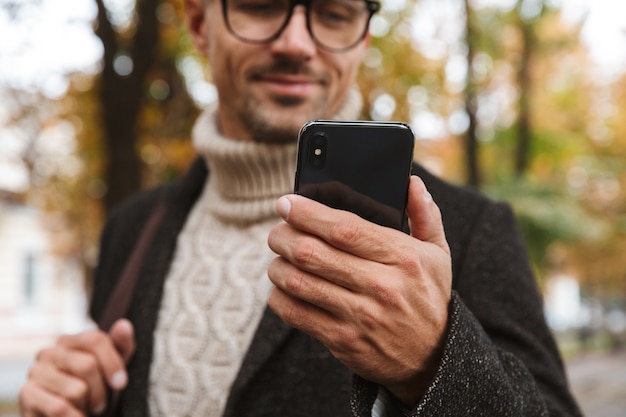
[243,111,303,143]
[263,107,318,129]
[242,95,329,142]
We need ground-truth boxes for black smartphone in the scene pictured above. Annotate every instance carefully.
[294,120,415,232]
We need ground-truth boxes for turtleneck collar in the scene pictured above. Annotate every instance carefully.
[191,88,363,224]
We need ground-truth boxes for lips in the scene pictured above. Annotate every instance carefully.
[256,74,319,96]
[248,60,329,98]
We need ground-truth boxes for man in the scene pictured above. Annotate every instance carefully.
[19,0,582,416]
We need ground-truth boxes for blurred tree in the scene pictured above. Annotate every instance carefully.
[0,0,200,280]
[446,2,618,287]
[463,0,481,187]
[94,0,161,212]
[561,69,626,295]
[0,87,53,191]
[358,0,428,122]
[512,0,536,177]
[91,0,198,213]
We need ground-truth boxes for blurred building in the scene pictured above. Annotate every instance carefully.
[0,190,90,401]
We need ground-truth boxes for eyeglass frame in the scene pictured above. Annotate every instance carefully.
[220,0,381,52]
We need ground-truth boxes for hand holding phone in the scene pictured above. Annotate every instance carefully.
[270,132,452,405]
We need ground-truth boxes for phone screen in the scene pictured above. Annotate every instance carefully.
[294,120,415,232]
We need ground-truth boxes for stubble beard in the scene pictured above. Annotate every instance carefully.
[239,94,330,144]
[238,59,335,144]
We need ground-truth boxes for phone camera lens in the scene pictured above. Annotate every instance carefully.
[309,132,327,169]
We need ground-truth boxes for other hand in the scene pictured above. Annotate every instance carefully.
[19,318,135,417]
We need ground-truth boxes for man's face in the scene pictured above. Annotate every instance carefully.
[188,0,368,143]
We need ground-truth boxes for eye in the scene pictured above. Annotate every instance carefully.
[313,0,361,26]
[232,0,285,16]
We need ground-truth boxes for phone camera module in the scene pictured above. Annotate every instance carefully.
[309,132,327,169]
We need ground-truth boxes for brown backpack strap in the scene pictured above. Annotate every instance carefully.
[94,199,166,417]
[98,198,166,332]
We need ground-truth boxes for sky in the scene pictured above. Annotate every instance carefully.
[1,0,626,191]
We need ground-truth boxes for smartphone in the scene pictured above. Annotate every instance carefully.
[294,120,415,232]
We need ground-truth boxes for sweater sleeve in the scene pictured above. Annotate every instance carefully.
[351,201,582,417]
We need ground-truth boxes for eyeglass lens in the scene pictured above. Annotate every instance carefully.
[225,0,376,51]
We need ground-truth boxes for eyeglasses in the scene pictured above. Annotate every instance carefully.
[221,0,380,52]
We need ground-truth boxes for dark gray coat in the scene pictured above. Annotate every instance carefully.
[90,157,582,417]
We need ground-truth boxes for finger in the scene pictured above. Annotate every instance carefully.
[406,176,449,253]
[19,376,86,417]
[267,256,361,315]
[268,222,386,293]
[57,331,128,391]
[267,283,338,342]
[35,348,108,414]
[268,281,382,369]
[274,195,411,263]
[109,319,136,364]
[27,360,91,413]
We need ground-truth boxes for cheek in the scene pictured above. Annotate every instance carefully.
[207,41,242,87]
[330,49,364,82]
[331,58,362,93]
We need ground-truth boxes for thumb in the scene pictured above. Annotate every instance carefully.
[406,176,449,253]
[109,318,136,364]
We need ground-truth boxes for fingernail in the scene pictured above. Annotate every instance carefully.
[111,370,128,390]
[93,401,107,415]
[276,196,291,220]
[424,191,432,202]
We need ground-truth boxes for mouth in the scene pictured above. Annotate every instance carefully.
[249,60,328,100]
[254,74,321,97]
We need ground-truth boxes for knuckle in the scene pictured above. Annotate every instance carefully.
[396,250,423,276]
[291,238,319,266]
[74,354,98,377]
[327,325,360,354]
[326,325,347,347]
[355,302,384,330]
[48,398,74,417]
[283,268,308,295]
[81,330,108,346]
[35,347,54,363]
[328,221,359,245]
[282,303,304,328]
[66,379,89,406]
[381,281,405,306]
[366,276,398,306]
[56,334,73,347]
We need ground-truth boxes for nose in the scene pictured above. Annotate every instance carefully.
[270,6,317,57]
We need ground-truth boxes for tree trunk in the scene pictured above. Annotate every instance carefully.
[94,0,160,213]
[464,0,481,188]
[515,18,533,177]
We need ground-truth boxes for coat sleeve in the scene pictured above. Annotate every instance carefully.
[351,201,582,417]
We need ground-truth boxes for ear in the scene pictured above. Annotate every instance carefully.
[185,0,210,56]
